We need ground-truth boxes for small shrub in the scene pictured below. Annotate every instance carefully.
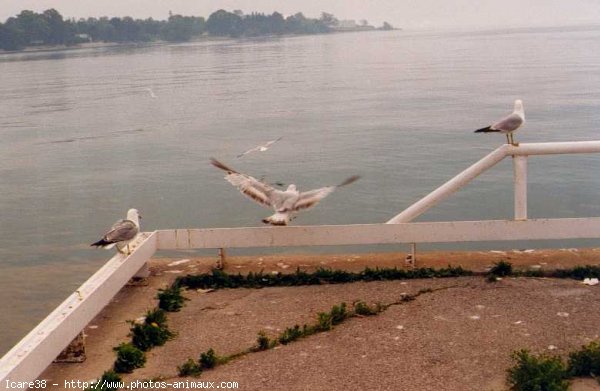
[130,309,174,351]
[316,312,332,331]
[255,331,272,351]
[157,285,188,312]
[330,303,348,325]
[144,308,168,327]
[199,348,219,369]
[568,341,600,377]
[178,358,202,377]
[278,325,304,345]
[353,301,381,316]
[507,349,568,391]
[85,370,122,391]
[113,343,146,373]
[490,261,513,277]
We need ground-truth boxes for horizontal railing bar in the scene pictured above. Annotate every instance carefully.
[508,140,600,156]
[156,217,600,249]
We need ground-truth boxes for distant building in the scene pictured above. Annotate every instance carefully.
[331,19,375,32]
[337,20,358,29]
[76,34,92,43]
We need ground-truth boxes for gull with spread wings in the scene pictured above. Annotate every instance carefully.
[211,158,359,226]
[91,208,141,255]
[237,137,283,158]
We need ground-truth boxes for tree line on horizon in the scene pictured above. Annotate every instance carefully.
[0,9,395,51]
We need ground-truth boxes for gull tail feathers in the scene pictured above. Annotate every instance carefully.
[262,212,290,226]
[91,239,116,249]
[210,158,239,174]
[474,126,499,133]
[338,175,361,187]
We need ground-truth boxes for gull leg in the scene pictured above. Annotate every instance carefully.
[510,133,519,147]
[506,134,510,144]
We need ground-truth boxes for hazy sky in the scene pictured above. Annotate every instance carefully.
[2,0,600,30]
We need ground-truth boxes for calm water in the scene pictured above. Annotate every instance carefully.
[2,26,600,354]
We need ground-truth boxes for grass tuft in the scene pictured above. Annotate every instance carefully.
[84,370,122,391]
[567,341,600,378]
[199,348,220,369]
[507,349,569,391]
[353,300,383,316]
[489,261,513,277]
[130,309,174,351]
[157,284,188,312]
[177,358,202,377]
[113,343,146,373]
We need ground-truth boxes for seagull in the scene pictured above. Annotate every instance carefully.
[91,209,141,255]
[474,99,525,146]
[237,137,283,158]
[210,158,360,226]
[145,88,157,98]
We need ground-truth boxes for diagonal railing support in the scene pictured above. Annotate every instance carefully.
[387,141,600,224]
[386,145,510,224]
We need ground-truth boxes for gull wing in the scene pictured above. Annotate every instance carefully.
[104,219,138,243]
[290,175,360,212]
[290,187,336,211]
[263,136,283,148]
[492,113,523,132]
[237,146,261,158]
[211,158,278,208]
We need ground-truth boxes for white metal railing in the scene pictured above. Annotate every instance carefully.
[2,140,600,390]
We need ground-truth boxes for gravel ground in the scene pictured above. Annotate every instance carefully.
[40,250,600,391]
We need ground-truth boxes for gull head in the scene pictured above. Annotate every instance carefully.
[127,208,141,225]
[514,99,524,115]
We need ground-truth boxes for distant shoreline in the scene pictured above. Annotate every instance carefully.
[0,29,399,55]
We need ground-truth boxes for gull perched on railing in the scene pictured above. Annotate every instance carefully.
[91,208,141,255]
[237,137,283,158]
[475,99,525,146]
[211,158,360,226]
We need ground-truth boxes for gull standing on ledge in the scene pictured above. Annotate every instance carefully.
[474,99,525,146]
[211,158,360,226]
[91,209,141,255]
[237,137,283,158]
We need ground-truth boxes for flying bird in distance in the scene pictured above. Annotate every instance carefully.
[237,137,283,158]
[210,158,360,226]
[145,88,157,98]
[475,99,525,146]
[91,209,141,255]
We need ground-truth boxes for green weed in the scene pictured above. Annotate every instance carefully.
[157,285,188,312]
[568,341,600,378]
[177,358,202,377]
[507,349,569,391]
[113,343,146,373]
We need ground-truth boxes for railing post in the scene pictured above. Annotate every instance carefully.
[513,155,528,220]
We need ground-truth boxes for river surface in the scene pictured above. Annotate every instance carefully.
[1,26,600,354]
